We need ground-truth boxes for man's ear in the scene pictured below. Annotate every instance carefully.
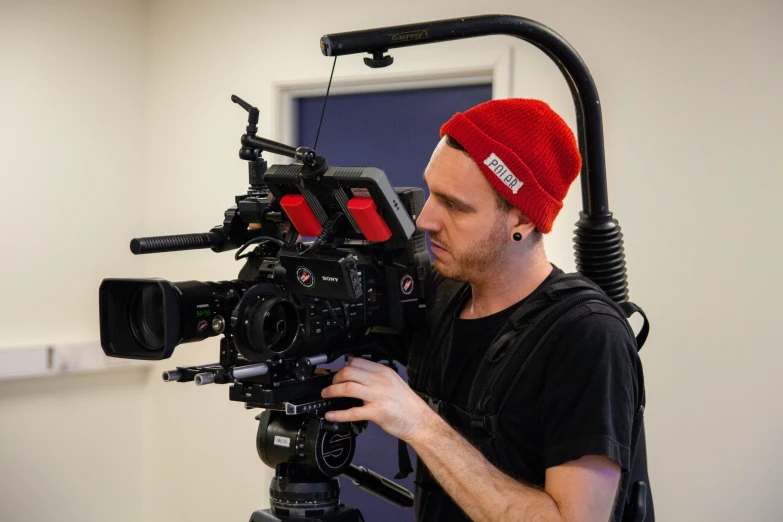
[510,209,536,235]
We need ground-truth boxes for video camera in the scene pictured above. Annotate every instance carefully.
[96,10,651,519]
[98,95,428,520]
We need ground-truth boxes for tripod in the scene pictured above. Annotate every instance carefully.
[247,409,413,522]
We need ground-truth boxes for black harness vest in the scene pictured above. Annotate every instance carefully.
[406,271,650,522]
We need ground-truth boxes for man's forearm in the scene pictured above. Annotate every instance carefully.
[409,408,563,522]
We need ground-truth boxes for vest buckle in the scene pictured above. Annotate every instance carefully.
[427,397,444,415]
[470,415,493,437]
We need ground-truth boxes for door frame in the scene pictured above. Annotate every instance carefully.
[270,47,515,164]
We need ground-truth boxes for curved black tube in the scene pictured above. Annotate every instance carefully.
[321,14,608,218]
[321,14,632,302]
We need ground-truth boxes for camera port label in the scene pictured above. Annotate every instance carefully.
[350,188,371,198]
[274,436,291,448]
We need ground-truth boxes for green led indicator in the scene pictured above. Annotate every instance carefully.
[196,309,212,318]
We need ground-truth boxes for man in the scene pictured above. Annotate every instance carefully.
[321,99,652,522]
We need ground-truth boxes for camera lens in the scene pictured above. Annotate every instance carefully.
[129,284,165,351]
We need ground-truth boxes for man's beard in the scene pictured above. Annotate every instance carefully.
[432,217,508,283]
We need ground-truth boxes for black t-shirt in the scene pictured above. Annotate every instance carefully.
[414,266,654,522]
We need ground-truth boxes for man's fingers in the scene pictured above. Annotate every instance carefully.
[347,356,388,373]
[325,405,373,423]
[331,366,375,386]
[322,381,374,401]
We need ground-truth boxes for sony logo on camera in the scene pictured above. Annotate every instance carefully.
[279,250,363,302]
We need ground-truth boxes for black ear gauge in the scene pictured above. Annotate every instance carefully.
[513,232,522,241]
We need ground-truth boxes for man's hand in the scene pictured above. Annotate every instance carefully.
[321,357,433,441]
[321,357,621,522]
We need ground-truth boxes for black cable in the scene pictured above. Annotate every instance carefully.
[313,56,337,151]
[235,236,285,260]
[296,213,344,256]
[324,301,349,329]
[296,236,324,256]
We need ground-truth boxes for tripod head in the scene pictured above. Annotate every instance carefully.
[252,400,413,521]
[255,409,360,520]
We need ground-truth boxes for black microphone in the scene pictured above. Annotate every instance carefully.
[130,231,225,254]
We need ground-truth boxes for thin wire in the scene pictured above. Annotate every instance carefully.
[313,56,337,151]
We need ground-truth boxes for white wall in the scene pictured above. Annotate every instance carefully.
[0,368,148,522]
[1,0,782,521]
[0,1,150,521]
[0,0,150,345]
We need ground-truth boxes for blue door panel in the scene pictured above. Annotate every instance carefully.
[297,83,491,522]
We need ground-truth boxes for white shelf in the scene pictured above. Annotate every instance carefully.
[0,342,150,381]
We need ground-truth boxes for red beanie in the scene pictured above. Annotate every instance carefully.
[440,99,581,234]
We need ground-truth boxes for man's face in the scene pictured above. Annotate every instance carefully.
[417,137,510,283]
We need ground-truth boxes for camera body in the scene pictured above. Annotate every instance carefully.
[97,98,431,516]
[99,153,431,403]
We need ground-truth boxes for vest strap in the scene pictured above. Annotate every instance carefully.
[619,301,650,351]
[415,391,499,438]
[394,438,414,479]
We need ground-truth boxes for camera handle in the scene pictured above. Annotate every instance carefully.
[232,94,324,173]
